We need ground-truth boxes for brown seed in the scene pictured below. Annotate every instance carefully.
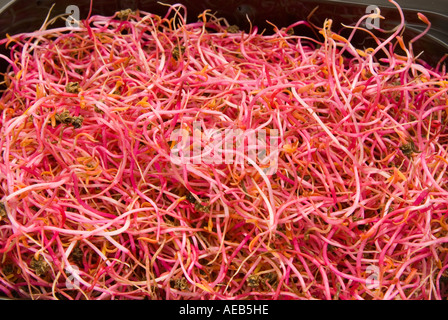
[195,202,210,213]
[55,110,73,125]
[71,116,84,129]
[399,139,420,159]
[172,46,185,61]
[0,202,7,220]
[30,255,49,277]
[117,9,135,20]
[186,192,197,203]
[227,25,240,33]
[174,277,188,290]
[247,275,260,287]
[261,273,278,290]
[94,105,104,114]
[65,82,80,93]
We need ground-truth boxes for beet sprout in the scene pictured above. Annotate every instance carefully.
[0,1,447,300]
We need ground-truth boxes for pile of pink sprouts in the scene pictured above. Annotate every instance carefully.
[0,0,447,300]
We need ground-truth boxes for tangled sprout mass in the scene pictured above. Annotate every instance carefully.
[0,0,447,300]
